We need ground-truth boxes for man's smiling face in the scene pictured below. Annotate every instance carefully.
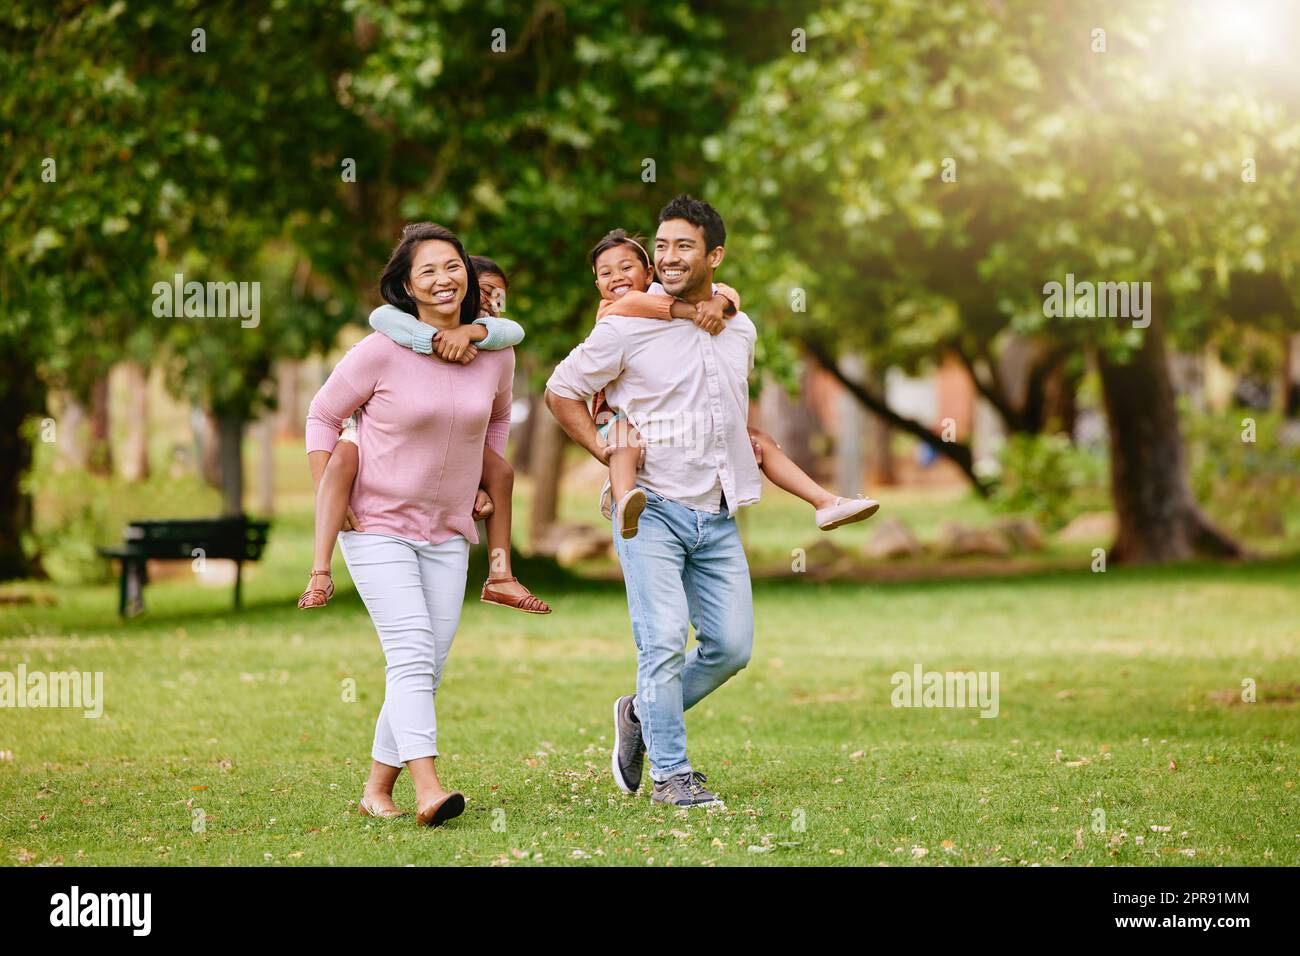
[654,218,717,300]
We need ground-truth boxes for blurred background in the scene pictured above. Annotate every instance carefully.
[4,0,1300,597]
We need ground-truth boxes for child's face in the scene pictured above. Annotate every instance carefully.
[594,245,653,301]
[478,274,507,317]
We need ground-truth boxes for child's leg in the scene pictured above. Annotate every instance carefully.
[480,447,516,583]
[313,440,358,569]
[479,448,550,612]
[608,419,641,502]
[748,427,836,509]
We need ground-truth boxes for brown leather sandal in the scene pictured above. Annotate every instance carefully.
[297,569,334,609]
[358,796,406,819]
[480,576,551,614]
[416,790,466,828]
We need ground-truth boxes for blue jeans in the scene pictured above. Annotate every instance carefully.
[612,486,754,781]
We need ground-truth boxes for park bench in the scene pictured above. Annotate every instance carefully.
[98,518,271,618]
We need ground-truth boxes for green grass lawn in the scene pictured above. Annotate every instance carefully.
[2,458,1298,867]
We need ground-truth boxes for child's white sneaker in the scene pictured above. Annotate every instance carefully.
[815,495,880,531]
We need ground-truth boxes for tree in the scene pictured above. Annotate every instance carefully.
[3,1,370,552]
[714,0,1300,560]
[340,0,811,540]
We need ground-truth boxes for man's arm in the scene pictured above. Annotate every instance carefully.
[545,392,609,464]
[544,320,626,463]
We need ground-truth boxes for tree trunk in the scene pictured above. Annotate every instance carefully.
[835,354,866,495]
[0,350,45,579]
[865,364,896,486]
[255,415,275,516]
[275,359,300,440]
[1039,357,1078,436]
[804,337,991,496]
[1284,332,1300,418]
[118,362,150,480]
[758,376,817,478]
[528,411,565,548]
[195,407,223,489]
[58,397,88,471]
[510,394,540,474]
[87,374,113,477]
[217,412,246,517]
[1096,316,1242,563]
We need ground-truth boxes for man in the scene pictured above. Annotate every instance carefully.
[545,195,761,807]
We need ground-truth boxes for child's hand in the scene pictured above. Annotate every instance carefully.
[693,299,727,335]
[434,325,479,363]
[750,436,764,466]
[472,488,494,520]
[456,344,479,364]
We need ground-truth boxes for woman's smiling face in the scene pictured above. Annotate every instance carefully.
[406,240,467,319]
[594,244,653,301]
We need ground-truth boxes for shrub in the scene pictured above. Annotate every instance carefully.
[990,432,1107,532]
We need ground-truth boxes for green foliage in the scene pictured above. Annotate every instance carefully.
[991,433,1107,531]
[714,0,1300,365]
[24,440,221,583]
[1187,410,1300,540]
[338,0,811,381]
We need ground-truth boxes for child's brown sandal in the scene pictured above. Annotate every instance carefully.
[480,577,551,614]
[297,569,334,609]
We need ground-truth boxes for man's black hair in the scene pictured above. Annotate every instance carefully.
[657,194,726,251]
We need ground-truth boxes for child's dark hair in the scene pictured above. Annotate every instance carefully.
[379,222,479,325]
[657,194,726,251]
[471,255,509,289]
[588,228,651,272]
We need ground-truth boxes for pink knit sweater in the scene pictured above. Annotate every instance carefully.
[305,332,513,545]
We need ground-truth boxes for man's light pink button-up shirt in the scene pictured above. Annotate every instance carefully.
[546,307,761,516]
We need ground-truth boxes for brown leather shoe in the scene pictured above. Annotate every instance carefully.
[480,577,551,614]
[297,569,334,609]
[358,796,406,819]
[416,791,466,827]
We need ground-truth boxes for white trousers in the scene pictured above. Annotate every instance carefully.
[338,530,470,766]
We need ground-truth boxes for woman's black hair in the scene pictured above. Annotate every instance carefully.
[470,255,509,289]
[588,228,651,272]
[379,222,480,325]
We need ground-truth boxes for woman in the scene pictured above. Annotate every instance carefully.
[305,222,514,827]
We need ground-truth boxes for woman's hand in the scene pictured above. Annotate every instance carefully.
[433,324,484,363]
[341,506,362,532]
[472,488,494,521]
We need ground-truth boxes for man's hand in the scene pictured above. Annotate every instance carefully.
[341,506,362,532]
[472,488,494,521]
[750,436,764,466]
[693,297,727,335]
[433,324,483,363]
